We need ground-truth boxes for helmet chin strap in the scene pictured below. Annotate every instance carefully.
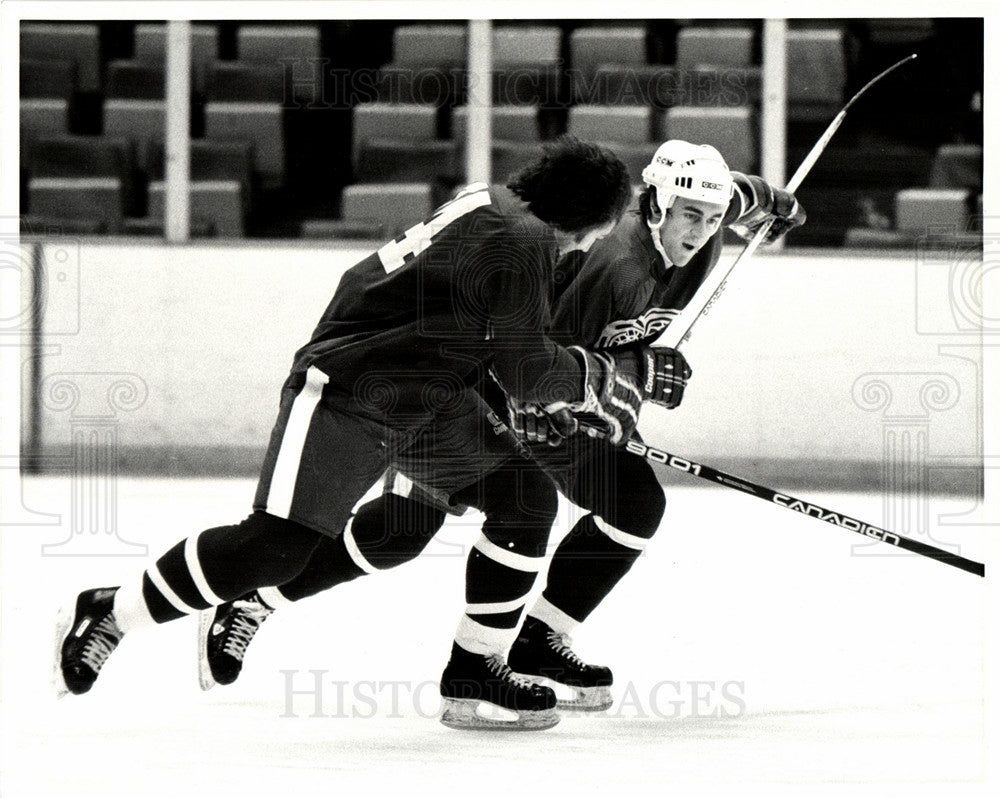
[647,193,675,270]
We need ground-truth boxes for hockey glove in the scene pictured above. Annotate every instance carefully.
[731,174,807,245]
[507,396,576,447]
[617,346,692,410]
[763,187,806,244]
[558,347,643,445]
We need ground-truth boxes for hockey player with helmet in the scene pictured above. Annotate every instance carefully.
[195,141,806,730]
[54,137,640,734]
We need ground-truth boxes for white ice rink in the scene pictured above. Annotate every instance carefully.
[0,475,990,797]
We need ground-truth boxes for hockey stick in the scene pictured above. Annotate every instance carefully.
[652,54,918,350]
[592,430,984,578]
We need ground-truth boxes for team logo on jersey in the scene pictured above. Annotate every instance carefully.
[595,308,679,348]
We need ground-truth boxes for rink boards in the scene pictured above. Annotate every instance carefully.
[16,239,985,494]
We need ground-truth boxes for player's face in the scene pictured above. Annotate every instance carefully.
[658,198,727,266]
[557,219,617,256]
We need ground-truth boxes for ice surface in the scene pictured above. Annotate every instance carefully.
[1,476,990,796]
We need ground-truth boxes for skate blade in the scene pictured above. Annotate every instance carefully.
[556,685,613,713]
[439,698,560,732]
[52,603,74,699]
[515,674,613,712]
[196,609,217,691]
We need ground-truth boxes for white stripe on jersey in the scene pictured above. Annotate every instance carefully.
[342,515,381,574]
[266,366,330,520]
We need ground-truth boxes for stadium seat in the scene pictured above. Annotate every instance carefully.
[20,213,107,235]
[895,189,971,234]
[205,62,286,103]
[28,134,136,215]
[354,103,437,142]
[133,23,219,93]
[392,25,466,67]
[28,133,133,177]
[569,26,647,82]
[20,98,69,138]
[492,26,561,66]
[684,66,762,108]
[843,228,916,248]
[20,58,76,100]
[491,65,561,106]
[148,139,255,215]
[105,60,166,99]
[391,24,561,68]
[661,106,756,173]
[102,99,165,170]
[676,26,755,67]
[147,179,245,237]
[27,177,125,232]
[300,218,386,239]
[451,65,560,107]
[341,183,435,237]
[786,29,846,120]
[929,144,982,191]
[371,64,454,105]
[579,64,679,106]
[20,23,100,92]
[354,139,459,184]
[237,24,322,105]
[452,106,539,142]
[568,106,652,144]
[205,103,284,185]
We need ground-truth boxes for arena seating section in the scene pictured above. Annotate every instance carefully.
[19,19,982,245]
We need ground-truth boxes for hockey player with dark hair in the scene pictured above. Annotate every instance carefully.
[54,137,641,732]
[195,141,806,730]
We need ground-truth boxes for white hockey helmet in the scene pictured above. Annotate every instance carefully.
[641,140,734,216]
[640,140,734,266]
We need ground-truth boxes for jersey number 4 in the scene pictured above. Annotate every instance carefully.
[377,183,493,273]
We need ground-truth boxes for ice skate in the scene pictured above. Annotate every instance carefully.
[439,642,560,731]
[508,615,613,711]
[54,587,124,698]
[198,591,274,690]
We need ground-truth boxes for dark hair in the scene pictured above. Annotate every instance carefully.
[638,186,657,224]
[507,136,632,233]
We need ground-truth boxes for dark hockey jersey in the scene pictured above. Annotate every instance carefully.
[290,184,582,429]
[549,184,747,350]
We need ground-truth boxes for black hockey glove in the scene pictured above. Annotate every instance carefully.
[615,346,692,410]
[731,174,807,245]
[507,397,576,447]
[763,187,806,244]
[560,347,643,445]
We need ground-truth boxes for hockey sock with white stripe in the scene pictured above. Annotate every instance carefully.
[117,511,323,627]
[451,467,557,655]
[275,493,448,601]
[538,513,649,624]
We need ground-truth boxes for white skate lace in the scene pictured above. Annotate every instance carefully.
[548,631,587,669]
[485,653,535,690]
[80,615,123,673]
[221,600,273,661]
